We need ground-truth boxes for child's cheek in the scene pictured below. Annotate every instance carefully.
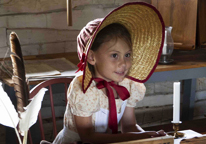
[127,59,132,69]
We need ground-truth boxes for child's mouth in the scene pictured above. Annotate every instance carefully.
[115,71,125,76]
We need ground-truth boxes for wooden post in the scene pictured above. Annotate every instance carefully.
[67,0,72,26]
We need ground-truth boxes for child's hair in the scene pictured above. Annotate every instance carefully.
[88,23,132,75]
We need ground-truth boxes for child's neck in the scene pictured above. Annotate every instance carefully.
[93,76,119,85]
[99,85,119,99]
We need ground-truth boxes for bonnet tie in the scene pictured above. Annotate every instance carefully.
[93,78,130,134]
[76,53,86,73]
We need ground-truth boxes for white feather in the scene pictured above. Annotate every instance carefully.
[19,88,47,136]
[0,82,19,128]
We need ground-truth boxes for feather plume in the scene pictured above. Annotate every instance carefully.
[0,82,22,144]
[0,82,19,128]
[9,32,47,142]
[10,32,29,113]
[19,88,47,136]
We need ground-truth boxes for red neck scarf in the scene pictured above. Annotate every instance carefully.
[93,78,130,133]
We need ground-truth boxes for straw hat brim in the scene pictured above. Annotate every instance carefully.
[82,2,165,93]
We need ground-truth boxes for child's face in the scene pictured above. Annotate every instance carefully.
[91,38,132,82]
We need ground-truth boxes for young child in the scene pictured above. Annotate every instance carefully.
[52,2,166,144]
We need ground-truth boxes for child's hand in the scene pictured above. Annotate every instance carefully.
[145,130,167,138]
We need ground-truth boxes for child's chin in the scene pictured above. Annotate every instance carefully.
[114,77,125,83]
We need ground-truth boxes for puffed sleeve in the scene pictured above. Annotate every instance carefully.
[67,76,100,117]
[126,80,146,107]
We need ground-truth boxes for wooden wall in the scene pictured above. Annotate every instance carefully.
[152,0,198,50]
[152,0,206,50]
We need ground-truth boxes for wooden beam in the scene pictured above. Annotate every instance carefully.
[67,0,72,26]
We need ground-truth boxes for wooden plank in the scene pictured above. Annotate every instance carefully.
[111,136,174,144]
[152,0,198,50]
[147,67,206,83]
[198,0,206,48]
[181,135,206,144]
[155,61,206,72]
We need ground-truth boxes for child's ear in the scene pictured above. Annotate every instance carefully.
[87,50,95,65]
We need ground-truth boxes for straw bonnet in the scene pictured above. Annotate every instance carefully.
[77,2,165,93]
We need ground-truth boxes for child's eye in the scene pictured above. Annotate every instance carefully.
[125,53,131,58]
[112,54,118,58]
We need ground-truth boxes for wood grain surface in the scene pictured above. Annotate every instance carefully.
[152,0,198,50]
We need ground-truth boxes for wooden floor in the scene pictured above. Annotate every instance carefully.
[143,118,206,134]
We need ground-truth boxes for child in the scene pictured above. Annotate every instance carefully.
[52,2,166,144]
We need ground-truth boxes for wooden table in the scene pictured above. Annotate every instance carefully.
[112,130,203,144]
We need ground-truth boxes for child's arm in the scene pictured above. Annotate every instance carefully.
[74,114,165,144]
[121,106,145,133]
[121,107,166,136]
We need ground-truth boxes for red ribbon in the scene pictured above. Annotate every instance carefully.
[93,78,130,134]
[76,53,86,73]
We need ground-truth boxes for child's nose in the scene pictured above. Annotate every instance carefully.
[119,58,126,68]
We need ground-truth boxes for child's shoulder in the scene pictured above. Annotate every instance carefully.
[122,78,146,90]
[71,75,97,94]
[67,75,85,98]
[77,75,83,83]
[69,75,83,92]
[121,77,142,85]
[72,75,83,85]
